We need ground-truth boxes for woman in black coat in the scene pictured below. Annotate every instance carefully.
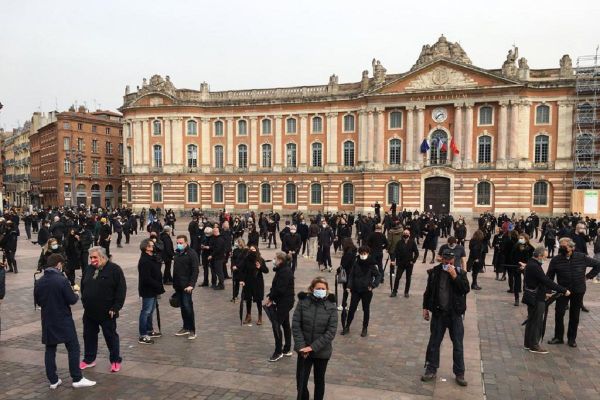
[137,238,165,344]
[159,227,175,284]
[247,225,259,248]
[37,238,66,272]
[230,238,248,302]
[239,245,269,325]
[337,238,357,311]
[510,233,535,306]
[503,230,519,291]
[265,252,295,361]
[468,230,485,290]
[491,228,507,281]
[63,228,82,286]
[422,221,439,264]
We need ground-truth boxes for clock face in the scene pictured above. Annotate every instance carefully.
[432,107,448,123]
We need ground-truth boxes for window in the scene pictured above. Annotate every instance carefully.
[152,120,161,135]
[214,145,224,169]
[105,127,111,135]
[127,146,132,169]
[343,141,355,167]
[77,123,83,130]
[213,183,224,203]
[92,160,99,176]
[152,183,162,202]
[388,182,400,205]
[187,182,199,203]
[92,139,98,153]
[389,111,402,129]
[106,142,113,155]
[187,120,197,135]
[237,183,247,203]
[238,119,247,135]
[536,105,550,124]
[479,106,493,125]
[64,183,71,193]
[430,130,448,165]
[92,125,97,133]
[63,137,70,150]
[286,143,297,168]
[77,159,85,174]
[63,122,71,130]
[238,144,248,168]
[343,114,355,132]
[342,183,354,204]
[534,135,549,163]
[262,118,272,134]
[261,183,271,203]
[214,120,224,136]
[261,144,272,168]
[127,182,132,202]
[118,143,123,156]
[75,138,84,151]
[389,139,402,165]
[63,159,70,174]
[286,117,297,134]
[187,145,198,168]
[533,181,548,205]
[312,116,323,133]
[576,133,593,163]
[477,181,491,206]
[312,142,322,167]
[478,136,492,163]
[106,161,113,176]
[285,183,297,204]
[153,145,163,167]
[311,183,322,204]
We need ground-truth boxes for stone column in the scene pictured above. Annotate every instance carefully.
[133,119,143,168]
[415,105,425,167]
[556,100,574,169]
[171,118,183,167]
[375,109,385,169]
[497,101,509,168]
[464,104,474,168]
[164,118,172,165]
[358,110,368,164]
[226,117,234,171]
[250,116,258,171]
[405,106,414,168]
[516,100,531,167]
[201,118,210,172]
[299,114,308,171]
[142,120,149,166]
[274,115,283,172]
[508,101,519,161]
[326,112,338,172]
[452,104,463,168]
[367,110,375,166]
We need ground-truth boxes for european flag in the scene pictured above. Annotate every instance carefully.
[420,139,430,153]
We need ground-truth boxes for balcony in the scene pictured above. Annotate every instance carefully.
[387,163,405,171]
[283,166,298,173]
[150,166,163,173]
[186,166,199,173]
[425,158,450,167]
[476,162,495,170]
[308,166,324,173]
[339,165,356,172]
[532,161,554,170]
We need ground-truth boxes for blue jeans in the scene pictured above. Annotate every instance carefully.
[138,297,156,337]
[425,312,465,376]
[177,290,195,332]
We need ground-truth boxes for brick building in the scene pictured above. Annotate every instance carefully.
[31,107,124,208]
[120,36,580,216]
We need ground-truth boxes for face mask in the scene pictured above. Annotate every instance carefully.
[290,230,296,234]
[271,260,278,268]
[51,244,58,250]
[448,244,456,249]
[313,289,327,299]
[322,224,326,228]
[402,234,409,239]
[518,239,525,244]
[359,254,368,260]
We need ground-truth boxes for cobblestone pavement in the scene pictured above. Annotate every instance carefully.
[1,219,599,399]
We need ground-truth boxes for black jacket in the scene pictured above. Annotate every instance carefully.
[37,226,50,246]
[0,266,5,300]
[547,252,600,294]
[339,249,357,274]
[137,252,165,298]
[524,258,567,302]
[292,292,338,359]
[210,235,227,260]
[267,262,295,310]
[347,257,380,293]
[393,238,419,266]
[423,264,470,315]
[81,261,127,321]
[317,227,334,247]
[159,232,174,260]
[173,247,200,290]
[239,253,269,301]
[282,233,302,254]
[366,232,388,254]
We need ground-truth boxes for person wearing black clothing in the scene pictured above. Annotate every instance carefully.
[80,246,127,372]
[98,218,112,258]
[317,221,334,272]
[50,216,66,244]
[390,229,419,298]
[24,212,32,239]
[337,238,357,312]
[265,252,295,362]
[64,229,82,285]
[421,249,470,387]
[137,239,165,345]
[282,225,302,272]
[298,220,309,258]
[547,237,600,347]
[173,235,200,339]
[37,221,51,247]
[523,247,570,354]
[239,245,269,325]
[454,219,467,247]
[1,221,18,273]
[0,261,5,335]
[221,222,233,280]
[188,216,200,250]
[113,217,123,248]
[199,227,213,286]
[122,217,131,245]
[342,246,380,337]
[491,228,506,280]
[230,239,247,302]
[509,233,534,306]
[467,230,485,291]
[570,223,589,255]
[267,219,277,248]
[366,224,388,284]
[160,227,174,284]
[247,224,259,248]
[208,227,227,290]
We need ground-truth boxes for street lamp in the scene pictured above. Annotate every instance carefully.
[65,147,84,208]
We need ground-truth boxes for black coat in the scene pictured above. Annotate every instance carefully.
[1,230,18,252]
[247,230,259,247]
[267,262,295,312]
[81,261,127,321]
[37,226,50,246]
[173,247,200,290]
[393,238,419,266]
[366,232,388,254]
[160,232,174,260]
[239,253,269,301]
[423,264,470,315]
[347,257,380,293]
[292,292,338,359]
[34,268,79,345]
[547,252,600,294]
[37,246,66,271]
[317,227,334,247]
[524,258,567,302]
[282,233,302,253]
[137,252,165,298]
[339,249,357,274]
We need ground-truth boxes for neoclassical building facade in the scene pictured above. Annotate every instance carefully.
[120,36,576,216]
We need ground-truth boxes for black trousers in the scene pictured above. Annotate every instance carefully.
[116,232,122,246]
[25,224,32,239]
[393,264,414,294]
[346,290,373,329]
[211,258,225,287]
[373,252,384,283]
[268,232,277,248]
[425,312,465,376]
[5,250,17,272]
[296,356,329,400]
[320,246,332,268]
[289,252,298,272]
[82,314,121,363]
[201,255,210,285]
[163,258,173,282]
[45,339,82,384]
[554,292,584,342]
[524,300,545,348]
[272,308,291,354]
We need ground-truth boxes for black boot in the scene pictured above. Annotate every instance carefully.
[361,327,368,337]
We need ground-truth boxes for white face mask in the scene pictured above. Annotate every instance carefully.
[359,254,368,260]
[313,289,327,299]
[51,244,59,250]
[518,239,525,244]
[271,260,277,268]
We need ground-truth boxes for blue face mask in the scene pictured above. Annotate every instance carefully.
[313,289,327,299]
[176,244,185,251]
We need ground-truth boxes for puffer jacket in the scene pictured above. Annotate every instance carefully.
[292,292,338,359]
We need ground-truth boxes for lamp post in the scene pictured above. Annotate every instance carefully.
[65,147,84,208]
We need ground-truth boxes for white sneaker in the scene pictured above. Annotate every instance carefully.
[337,305,343,311]
[49,378,62,389]
[72,377,96,388]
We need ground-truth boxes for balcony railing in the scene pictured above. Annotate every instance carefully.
[476,162,495,170]
[308,166,324,172]
[426,158,449,167]
[150,166,163,173]
[532,161,554,170]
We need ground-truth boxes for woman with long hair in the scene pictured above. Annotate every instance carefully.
[230,238,248,303]
[467,230,485,290]
[265,252,295,362]
[510,232,535,306]
[239,245,269,325]
[337,238,357,313]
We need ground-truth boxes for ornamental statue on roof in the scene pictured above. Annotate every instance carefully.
[411,35,472,71]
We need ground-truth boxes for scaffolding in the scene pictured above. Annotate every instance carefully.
[573,51,600,188]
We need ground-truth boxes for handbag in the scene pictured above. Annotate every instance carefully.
[337,268,347,284]
[521,287,538,306]
[169,292,180,308]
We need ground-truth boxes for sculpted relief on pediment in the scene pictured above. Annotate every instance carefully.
[405,66,478,91]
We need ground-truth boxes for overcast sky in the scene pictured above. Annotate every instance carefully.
[1,0,599,129]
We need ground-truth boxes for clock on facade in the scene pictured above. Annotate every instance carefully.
[432,107,447,123]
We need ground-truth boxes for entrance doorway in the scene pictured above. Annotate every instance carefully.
[424,177,451,215]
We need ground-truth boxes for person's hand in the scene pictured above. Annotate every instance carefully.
[264,299,272,307]
[299,346,312,355]
[184,286,193,293]
[255,262,261,269]
[423,309,430,321]
[232,266,237,271]
[109,310,116,318]
[208,256,212,260]
[346,288,351,293]
[447,265,457,279]
[565,290,571,297]
[239,281,245,287]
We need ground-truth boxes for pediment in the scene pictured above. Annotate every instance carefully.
[132,93,176,107]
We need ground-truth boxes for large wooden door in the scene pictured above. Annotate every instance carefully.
[424,177,450,215]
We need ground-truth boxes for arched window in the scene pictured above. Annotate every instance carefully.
[153,144,163,167]
[479,106,493,125]
[533,181,549,205]
[478,136,492,163]
[152,120,161,135]
[237,183,247,203]
[187,182,199,203]
[430,130,448,165]
[286,143,297,168]
[238,119,247,135]
[343,141,355,167]
[476,181,492,206]
[311,183,322,204]
[152,182,162,202]
[342,182,354,204]
[261,143,272,168]
[389,139,402,165]
[389,111,402,129]
[534,135,549,163]
[238,144,248,168]
[343,114,355,132]
[213,183,224,203]
[285,183,297,204]
[387,182,400,205]
[312,116,323,133]
[286,117,297,134]
[214,120,224,136]
[312,142,322,167]
[187,120,197,135]
[262,118,272,134]
[214,145,224,169]
[536,104,550,124]
[261,183,271,203]
[187,144,198,168]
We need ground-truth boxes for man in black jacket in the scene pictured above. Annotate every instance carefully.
[208,227,227,290]
[265,252,295,361]
[137,239,165,345]
[546,237,600,347]
[366,224,388,284]
[173,235,200,339]
[282,225,302,272]
[2,221,18,273]
[160,227,174,284]
[390,229,419,298]
[317,221,334,272]
[421,249,470,387]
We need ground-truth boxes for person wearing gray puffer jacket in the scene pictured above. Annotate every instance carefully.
[292,277,338,400]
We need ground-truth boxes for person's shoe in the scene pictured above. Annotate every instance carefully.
[175,328,190,336]
[361,327,368,337]
[455,375,468,387]
[138,336,154,345]
[514,300,519,306]
[341,327,349,335]
[390,292,397,298]
[337,305,344,311]
[283,350,294,357]
[547,338,564,345]
[230,297,237,303]
[243,314,252,325]
[404,293,410,298]
[523,346,530,350]
[421,371,436,382]
[507,289,513,293]
[188,332,197,340]
[328,267,332,273]
[473,286,482,291]
[268,352,283,362]
[72,377,96,388]
[529,346,549,354]
[581,305,590,313]
[49,378,62,389]
[199,283,209,287]
[110,362,121,372]
[148,330,162,338]
[568,341,577,348]
[79,360,96,370]
[257,317,263,325]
